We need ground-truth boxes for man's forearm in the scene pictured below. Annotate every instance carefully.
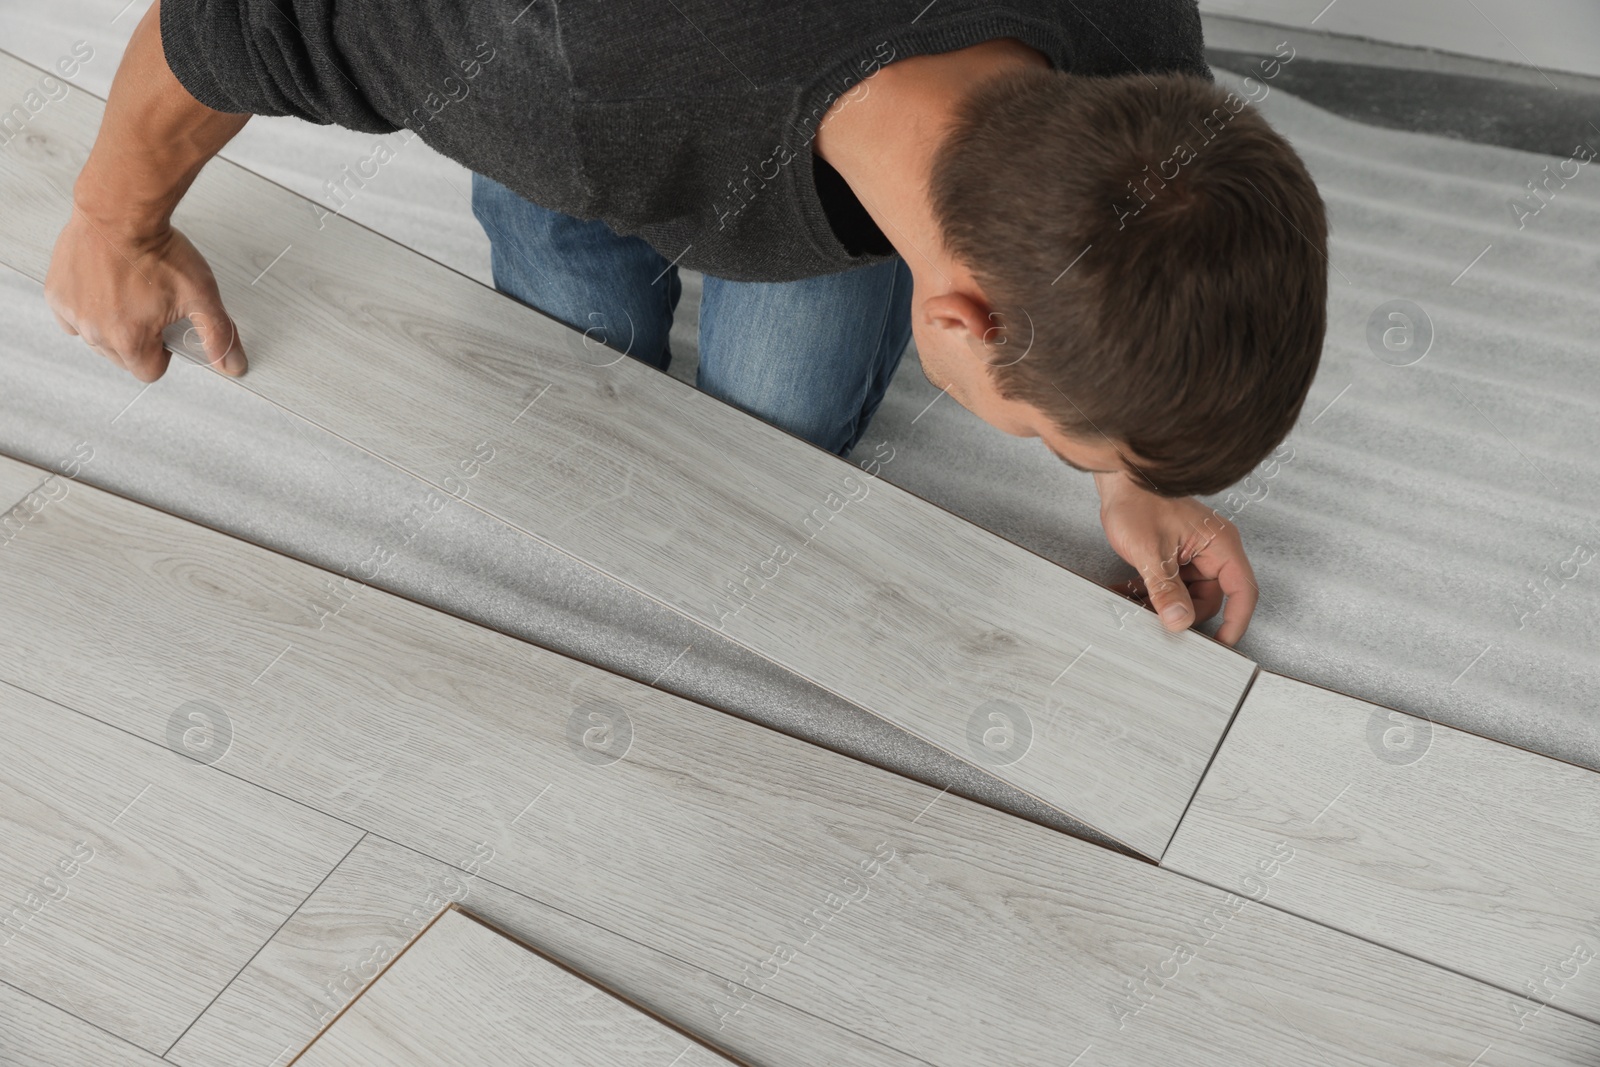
[73,0,249,240]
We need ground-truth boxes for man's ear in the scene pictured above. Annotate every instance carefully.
[940,292,1031,371]
[923,290,994,359]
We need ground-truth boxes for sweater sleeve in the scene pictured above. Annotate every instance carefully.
[159,0,399,132]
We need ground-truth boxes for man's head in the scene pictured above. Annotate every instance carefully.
[917,68,1328,497]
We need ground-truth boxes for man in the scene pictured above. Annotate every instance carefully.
[43,0,1327,646]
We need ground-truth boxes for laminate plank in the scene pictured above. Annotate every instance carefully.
[1164,670,1600,1028]
[289,905,740,1066]
[1,474,1597,1064]
[0,679,362,1053]
[0,47,1253,857]
[0,453,47,516]
[0,980,167,1067]
[169,835,924,1067]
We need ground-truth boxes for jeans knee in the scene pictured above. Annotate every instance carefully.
[705,380,855,454]
[470,172,675,369]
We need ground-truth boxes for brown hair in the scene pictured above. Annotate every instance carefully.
[928,69,1328,497]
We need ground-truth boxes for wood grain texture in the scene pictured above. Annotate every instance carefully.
[289,905,740,1066]
[0,47,1253,857]
[0,980,167,1067]
[2,476,1598,1064]
[168,835,924,1067]
[0,454,47,516]
[0,679,361,1052]
[1164,670,1600,1028]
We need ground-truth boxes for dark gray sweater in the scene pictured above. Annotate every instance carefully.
[160,0,1210,282]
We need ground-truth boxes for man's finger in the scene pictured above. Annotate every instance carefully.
[1132,544,1195,633]
[121,327,173,384]
[185,301,248,375]
[1183,570,1225,624]
[1213,560,1260,646]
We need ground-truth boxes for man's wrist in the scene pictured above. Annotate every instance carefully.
[71,162,176,245]
[66,0,248,247]
[1093,469,1134,502]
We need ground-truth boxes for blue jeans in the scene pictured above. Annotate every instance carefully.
[470,173,914,456]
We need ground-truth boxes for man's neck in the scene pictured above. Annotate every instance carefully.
[813,39,1051,287]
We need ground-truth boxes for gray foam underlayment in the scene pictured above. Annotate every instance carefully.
[2,5,1598,853]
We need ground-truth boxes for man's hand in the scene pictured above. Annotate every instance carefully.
[1094,471,1258,646]
[42,0,250,382]
[46,216,244,382]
